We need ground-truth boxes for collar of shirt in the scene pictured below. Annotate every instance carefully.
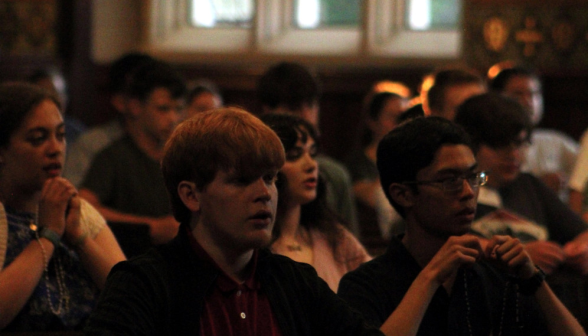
[185,225,260,292]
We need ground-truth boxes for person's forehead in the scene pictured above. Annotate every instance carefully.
[218,166,277,182]
[146,87,179,103]
[420,144,476,176]
[24,100,63,127]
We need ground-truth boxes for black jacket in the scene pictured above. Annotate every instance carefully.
[85,226,382,336]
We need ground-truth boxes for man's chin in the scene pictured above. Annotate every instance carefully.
[247,233,273,249]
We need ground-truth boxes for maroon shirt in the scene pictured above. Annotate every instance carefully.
[187,228,283,336]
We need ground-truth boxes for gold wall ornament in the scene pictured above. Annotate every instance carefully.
[0,0,56,55]
[483,17,509,52]
[515,17,543,57]
[552,20,575,52]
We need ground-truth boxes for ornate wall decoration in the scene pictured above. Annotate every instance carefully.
[0,0,55,56]
[463,1,588,72]
[483,17,509,52]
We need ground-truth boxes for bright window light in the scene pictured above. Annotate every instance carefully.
[192,0,216,27]
[408,0,431,30]
[296,0,320,29]
[190,0,253,27]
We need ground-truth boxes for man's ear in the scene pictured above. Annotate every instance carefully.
[177,181,201,212]
[388,182,416,208]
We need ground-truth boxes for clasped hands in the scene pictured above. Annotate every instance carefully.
[37,177,85,247]
[524,239,588,275]
[426,235,537,287]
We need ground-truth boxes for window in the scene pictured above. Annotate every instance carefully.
[294,0,361,29]
[126,0,462,64]
[189,0,254,28]
[407,0,461,31]
[366,0,461,58]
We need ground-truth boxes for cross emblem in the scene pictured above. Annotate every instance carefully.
[515,17,543,57]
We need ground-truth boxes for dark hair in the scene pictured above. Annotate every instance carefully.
[187,80,223,106]
[454,92,532,151]
[397,104,425,124]
[257,62,321,112]
[427,68,485,114]
[108,52,155,94]
[27,67,68,108]
[259,113,346,261]
[0,82,61,148]
[125,59,186,101]
[367,92,402,121]
[359,91,405,147]
[490,66,541,92]
[377,116,473,217]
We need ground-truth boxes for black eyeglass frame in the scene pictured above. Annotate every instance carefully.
[401,171,488,193]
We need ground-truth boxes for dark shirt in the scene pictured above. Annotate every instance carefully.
[85,224,383,336]
[81,135,170,218]
[476,173,587,244]
[338,237,548,336]
[186,229,282,336]
[344,149,378,183]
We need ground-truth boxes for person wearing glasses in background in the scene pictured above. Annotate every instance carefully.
[338,116,585,336]
[454,93,588,276]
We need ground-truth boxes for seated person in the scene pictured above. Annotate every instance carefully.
[0,82,125,332]
[64,52,154,188]
[27,67,86,144]
[454,93,588,275]
[338,116,585,336]
[426,67,486,120]
[85,107,383,336]
[185,79,223,118]
[261,113,371,292]
[346,90,409,240]
[258,62,359,235]
[490,64,578,199]
[569,128,588,220]
[79,59,187,247]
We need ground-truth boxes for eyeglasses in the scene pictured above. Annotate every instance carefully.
[402,171,488,193]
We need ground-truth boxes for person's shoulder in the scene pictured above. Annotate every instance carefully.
[532,129,578,147]
[260,248,315,270]
[79,198,107,236]
[258,248,323,282]
[501,172,538,189]
[518,172,556,191]
[337,225,371,257]
[317,154,347,169]
[72,121,123,147]
[92,134,135,161]
[316,154,352,180]
[120,246,167,268]
[342,247,396,284]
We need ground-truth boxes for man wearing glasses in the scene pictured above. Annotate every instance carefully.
[455,93,588,276]
[338,116,584,335]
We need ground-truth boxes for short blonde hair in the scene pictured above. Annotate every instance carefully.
[161,107,285,223]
